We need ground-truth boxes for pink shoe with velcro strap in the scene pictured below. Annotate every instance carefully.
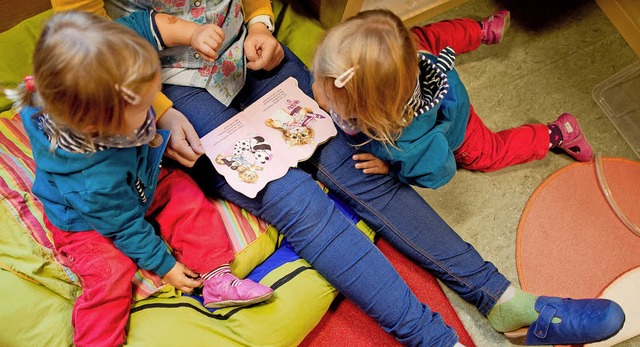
[203,273,273,308]
[549,113,594,162]
[481,10,511,45]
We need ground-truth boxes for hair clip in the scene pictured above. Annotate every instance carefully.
[115,84,141,105]
[334,66,358,88]
[23,76,36,92]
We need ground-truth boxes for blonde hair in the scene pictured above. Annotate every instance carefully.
[12,11,160,138]
[313,9,418,144]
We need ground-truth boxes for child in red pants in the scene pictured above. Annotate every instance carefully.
[312,10,593,189]
[17,12,272,347]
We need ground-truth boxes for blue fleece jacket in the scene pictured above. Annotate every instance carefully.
[21,107,176,276]
[358,50,471,189]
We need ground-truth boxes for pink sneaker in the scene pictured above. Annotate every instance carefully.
[481,10,511,45]
[549,113,594,162]
[203,273,273,308]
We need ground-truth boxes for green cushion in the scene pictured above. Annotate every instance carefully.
[0,10,52,112]
[0,270,74,347]
[127,259,336,346]
[273,0,326,67]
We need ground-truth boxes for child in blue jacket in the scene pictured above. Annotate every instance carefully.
[13,11,272,347]
[312,9,594,189]
[310,9,626,347]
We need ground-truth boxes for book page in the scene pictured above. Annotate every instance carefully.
[201,77,337,198]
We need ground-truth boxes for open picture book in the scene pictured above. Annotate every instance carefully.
[201,77,337,198]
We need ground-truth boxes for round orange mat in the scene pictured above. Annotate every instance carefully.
[516,157,640,299]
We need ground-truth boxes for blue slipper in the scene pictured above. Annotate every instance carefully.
[503,296,625,345]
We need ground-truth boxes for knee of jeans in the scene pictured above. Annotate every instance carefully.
[259,172,337,237]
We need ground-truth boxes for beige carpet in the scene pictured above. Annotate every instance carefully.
[410,0,640,346]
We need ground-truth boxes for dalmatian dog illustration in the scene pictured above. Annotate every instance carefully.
[215,136,273,184]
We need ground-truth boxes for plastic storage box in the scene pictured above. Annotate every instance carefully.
[592,60,640,159]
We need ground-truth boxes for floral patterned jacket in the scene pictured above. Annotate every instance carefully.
[114,0,246,106]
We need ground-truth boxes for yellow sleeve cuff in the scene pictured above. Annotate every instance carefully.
[51,0,108,17]
[152,92,173,120]
[242,0,274,22]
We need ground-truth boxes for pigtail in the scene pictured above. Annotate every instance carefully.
[3,76,42,112]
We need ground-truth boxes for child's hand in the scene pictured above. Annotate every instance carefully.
[157,107,205,167]
[245,22,284,71]
[190,24,225,63]
[162,262,203,293]
[353,153,390,175]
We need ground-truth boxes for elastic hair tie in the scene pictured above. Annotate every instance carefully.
[334,66,358,88]
[23,76,36,92]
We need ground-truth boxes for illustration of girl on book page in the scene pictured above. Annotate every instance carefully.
[215,136,273,184]
[265,99,326,148]
[202,77,337,198]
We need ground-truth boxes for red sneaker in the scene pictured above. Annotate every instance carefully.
[481,10,511,45]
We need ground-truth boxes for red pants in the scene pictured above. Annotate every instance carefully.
[48,167,233,347]
[411,18,550,171]
[411,17,482,55]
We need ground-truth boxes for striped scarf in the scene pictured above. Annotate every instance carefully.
[406,46,456,118]
[39,111,156,154]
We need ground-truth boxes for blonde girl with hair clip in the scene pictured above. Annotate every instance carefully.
[12,11,272,347]
[313,9,594,189]
[313,9,625,346]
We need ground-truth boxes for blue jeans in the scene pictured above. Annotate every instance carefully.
[163,46,510,347]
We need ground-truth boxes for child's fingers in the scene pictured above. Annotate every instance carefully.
[353,153,389,175]
[209,23,225,38]
[352,153,377,161]
[362,166,388,175]
[354,160,377,170]
[176,283,198,293]
[355,161,388,174]
[199,24,225,42]
[182,266,199,278]
[246,49,266,70]
[199,38,223,61]
[205,31,223,49]
[181,277,203,291]
[196,47,218,62]
[244,43,259,66]
[355,159,382,171]
[261,41,284,71]
[192,25,224,61]
[175,272,202,293]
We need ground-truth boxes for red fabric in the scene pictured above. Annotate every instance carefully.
[454,106,549,172]
[48,167,233,347]
[300,239,476,347]
[147,167,234,273]
[411,19,550,172]
[410,17,482,55]
[49,223,137,347]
